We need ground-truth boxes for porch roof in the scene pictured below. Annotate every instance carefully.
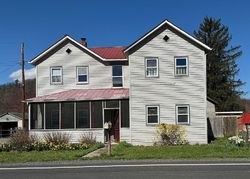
[26,88,129,102]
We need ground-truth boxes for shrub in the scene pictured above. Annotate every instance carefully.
[156,124,187,145]
[43,132,71,145]
[228,135,245,146]
[78,132,96,145]
[8,129,38,151]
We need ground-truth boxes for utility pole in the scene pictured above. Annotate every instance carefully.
[21,42,26,130]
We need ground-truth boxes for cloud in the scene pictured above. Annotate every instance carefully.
[9,68,36,81]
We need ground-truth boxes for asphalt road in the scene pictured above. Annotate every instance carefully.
[1,161,250,179]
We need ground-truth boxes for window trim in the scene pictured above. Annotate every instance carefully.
[146,105,160,125]
[174,57,189,76]
[50,66,63,85]
[76,66,89,84]
[145,57,159,78]
[176,104,190,125]
[112,65,124,88]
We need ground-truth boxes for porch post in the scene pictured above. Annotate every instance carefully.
[28,103,31,130]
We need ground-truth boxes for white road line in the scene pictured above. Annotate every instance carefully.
[0,163,250,171]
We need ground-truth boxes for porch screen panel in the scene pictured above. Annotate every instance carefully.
[31,103,44,129]
[121,100,129,127]
[91,101,103,128]
[45,103,59,129]
[76,101,90,128]
[61,102,74,129]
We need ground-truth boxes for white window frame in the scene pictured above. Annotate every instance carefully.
[50,66,63,84]
[146,105,160,125]
[145,57,159,77]
[112,65,123,88]
[176,104,190,124]
[76,66,89,84]
[175,57,188,76]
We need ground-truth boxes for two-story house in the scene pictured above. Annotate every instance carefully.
[27,20,211,145]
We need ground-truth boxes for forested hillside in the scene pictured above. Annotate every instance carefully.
[0,79,35,114]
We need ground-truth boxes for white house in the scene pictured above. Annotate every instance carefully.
[26,20,211,145]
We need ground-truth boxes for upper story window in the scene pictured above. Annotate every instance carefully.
[175,57,188,76]
[77,66,88,84]
[145,57,159,77]
[176,105,190,124]
[112,65,123,87]
[146,105,159,125]
[51,67,62,84]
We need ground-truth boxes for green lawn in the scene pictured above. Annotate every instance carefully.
[0,144,101,164]
[99,139,250,159]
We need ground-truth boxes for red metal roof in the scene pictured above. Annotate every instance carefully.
[27,88,129,102]
[240,113,250,124]
[89,47,126,59]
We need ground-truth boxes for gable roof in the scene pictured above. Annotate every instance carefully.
[124,19,212,55]
[29,35,127,65]
[89,47,126,60]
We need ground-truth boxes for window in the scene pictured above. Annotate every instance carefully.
[77,66,88,83]
[176,105,190,124]
[112,65,123,87]
[121,100,129,128]
[31,103,44,129]
[61,102,74,129]
[175,57,188,75]
[45,103,59,129]
[105,100,119,108]
[145,57,158,77]
[146,106,159,124]
[51,67,62,84]
[76,101,90,128]
[91,101,103,128]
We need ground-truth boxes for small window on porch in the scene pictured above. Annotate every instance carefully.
[45,103,59,129]
[91,101,103,128]
[31,103,44,129]
[105,100,119,108]
[76,101,90,128]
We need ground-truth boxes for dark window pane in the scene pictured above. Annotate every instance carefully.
[91,101,103,128]
[45,103,59,129]
[112,77,123,87]
[147,59,157,67]
[31,103,44,129]
[78,75,87,82]
[76,101,90,128]
[121,100,129,127]
[176,58,186,66]
[178,107,188,114]
[148,115,158,123]
[61,102,74,129]
[178,115,188,123]
[112,66,122,76]
[148,107,158,115]
[106,100,119,108]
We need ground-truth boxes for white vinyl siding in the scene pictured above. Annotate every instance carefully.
[112,65,123,87]
[129,28,207,145]
[76,66,88,84]
[145,57,159,77]
[146,105,159,125]
[50,67,62,84]
[175,57,188,76]
[176,105,190,124]
[36,43,129,96]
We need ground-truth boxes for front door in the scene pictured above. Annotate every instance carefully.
[104,109,120,143]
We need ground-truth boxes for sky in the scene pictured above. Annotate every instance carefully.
[0,0,249,98]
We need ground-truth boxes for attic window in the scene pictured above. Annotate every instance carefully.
[163,35,169,41]
[66,48,72,54]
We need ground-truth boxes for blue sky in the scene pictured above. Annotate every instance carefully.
[0,0,249,98]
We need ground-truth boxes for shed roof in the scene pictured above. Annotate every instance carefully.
[26,88,129,102]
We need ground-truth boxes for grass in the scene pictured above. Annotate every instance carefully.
[0,144,102,164]
[99,139,250,159]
